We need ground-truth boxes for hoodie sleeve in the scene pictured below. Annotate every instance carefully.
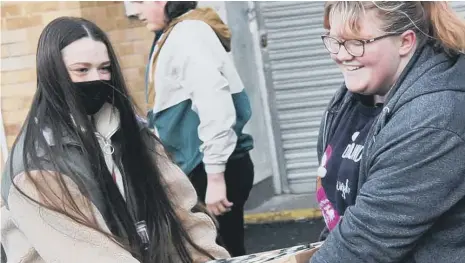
[311,107,465,262]
[173,21,238,174]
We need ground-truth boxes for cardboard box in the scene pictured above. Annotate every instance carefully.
[268,247,319,263]
[208,241,323,263]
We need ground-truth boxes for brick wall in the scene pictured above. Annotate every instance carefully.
[79,1,153,113]
[1,1,153,172]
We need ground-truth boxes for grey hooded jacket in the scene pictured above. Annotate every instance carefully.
[311,44,465,263]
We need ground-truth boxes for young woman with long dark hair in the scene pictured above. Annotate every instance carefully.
[1,17,229,263]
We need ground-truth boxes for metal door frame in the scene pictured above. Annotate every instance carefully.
[253,1,291,194]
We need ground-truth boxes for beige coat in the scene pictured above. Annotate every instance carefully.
[1,103,230,263]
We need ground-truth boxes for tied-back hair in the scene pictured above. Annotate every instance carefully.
[323,1,465,56]
[9,16,213,263]
[164,1,198,24]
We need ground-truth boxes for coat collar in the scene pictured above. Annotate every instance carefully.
[42,103,120,146]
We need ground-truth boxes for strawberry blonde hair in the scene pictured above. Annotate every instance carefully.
[324,1,465,56]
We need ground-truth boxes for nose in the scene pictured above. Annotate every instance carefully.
[87,68,101,81]
[335,45,354,62]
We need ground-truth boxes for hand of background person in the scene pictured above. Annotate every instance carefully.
[205,172,233,216]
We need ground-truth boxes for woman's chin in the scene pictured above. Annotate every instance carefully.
[345,82,368,95]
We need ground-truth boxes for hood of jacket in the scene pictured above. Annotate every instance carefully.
[383,44,465,117]
[169,7,231,52]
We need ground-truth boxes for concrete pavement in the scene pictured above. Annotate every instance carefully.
[243,193,324,254]
[244,193,321,224]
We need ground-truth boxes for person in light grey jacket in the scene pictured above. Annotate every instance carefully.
[312,1,465,262]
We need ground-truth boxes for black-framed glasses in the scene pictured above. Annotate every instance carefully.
[321,33,401,57]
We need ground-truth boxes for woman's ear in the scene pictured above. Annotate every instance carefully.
[399,29,417,56]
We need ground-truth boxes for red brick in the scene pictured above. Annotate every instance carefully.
[130,89,148,114]
[59,1,81,10]
[4,42,36,57]
[1,4,22,17]
[42,10,82,26]
[1,18,6,30]
[7,135,18,148]
[5,15,42,30]
[1,45,10,58]
[124,27,150,41]
[1,28,28,44]
[79,2,98,8]
[0,81,37,95]
[129,80,146,95]
[2,109,29,125]
[115,42,134,56]
[133,41,151,59]
[5,123,22,136]
[106,3,126,17]
[122,68,140,81]
[1,55,36,71]
[81,6,107,20]
[1,96,33,112]
[26,26,44,44]
[96,1,114,7]
[95,16,117,32]
[138,67,147,79]
[107,30,125,42]
[119,54,144,68]
[23,2,60,14]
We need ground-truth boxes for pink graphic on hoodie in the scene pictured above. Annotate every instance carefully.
[316,145,341,231]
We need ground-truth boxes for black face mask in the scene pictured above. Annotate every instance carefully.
[74,80,113,115]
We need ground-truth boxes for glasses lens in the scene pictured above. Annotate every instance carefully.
[322,37,340,54]
[345,40,364,57]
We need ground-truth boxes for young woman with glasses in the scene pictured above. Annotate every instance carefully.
[312,2,465,262]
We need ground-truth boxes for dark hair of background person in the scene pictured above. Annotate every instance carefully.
[164,1,198,24]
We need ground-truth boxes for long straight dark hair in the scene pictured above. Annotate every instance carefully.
[9,17,214,263]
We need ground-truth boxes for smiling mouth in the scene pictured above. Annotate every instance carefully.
[346,66,364,71]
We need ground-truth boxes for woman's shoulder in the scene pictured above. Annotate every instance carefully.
[172,19,217,39]
[167,19,223,53]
